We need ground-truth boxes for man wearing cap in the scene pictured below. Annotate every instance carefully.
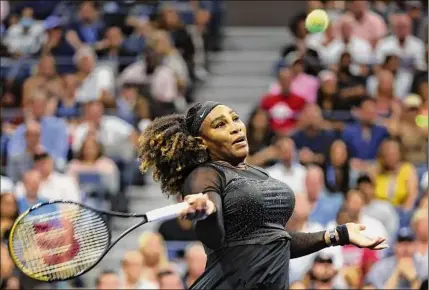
[389,94,428,171]
[365,227,427,289]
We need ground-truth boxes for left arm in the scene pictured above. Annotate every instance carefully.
[290,224,388,259]
[289,231,328,259]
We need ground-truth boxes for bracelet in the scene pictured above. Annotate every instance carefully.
[336,224,350,246]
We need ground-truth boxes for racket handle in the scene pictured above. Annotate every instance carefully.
[146,202,189,222]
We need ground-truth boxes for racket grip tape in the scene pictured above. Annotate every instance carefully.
[145,202,189,222]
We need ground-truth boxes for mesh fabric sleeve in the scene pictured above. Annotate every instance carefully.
[182,165,225,250]
[289,231,328,259]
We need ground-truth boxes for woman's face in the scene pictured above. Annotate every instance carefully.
[321,79,337,94]
[200,105,248,165]
[330,140,348,167]
[1,194,17,219]
[140,234,163,267]
[385,55,400,72]
[82,138,101,161]
[251,109,269,131]
[162,8,180,28]
[340,53,351,68]
[381,141,401,168]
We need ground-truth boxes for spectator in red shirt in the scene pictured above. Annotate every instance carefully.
[260,68,306,135]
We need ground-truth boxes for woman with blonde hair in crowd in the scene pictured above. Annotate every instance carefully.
[138,231,169,285]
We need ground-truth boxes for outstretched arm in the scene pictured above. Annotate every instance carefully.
[290,224,388,259]
[289,231,328,259]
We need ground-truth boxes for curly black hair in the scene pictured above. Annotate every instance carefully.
[138,111,209,196]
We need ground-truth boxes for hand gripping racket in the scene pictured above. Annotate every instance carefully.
[8,200,189,282]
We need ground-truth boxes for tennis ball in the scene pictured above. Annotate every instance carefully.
[416,114,428,128]
[305,9,329,33]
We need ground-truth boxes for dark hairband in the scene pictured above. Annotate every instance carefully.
[186,101,221,136]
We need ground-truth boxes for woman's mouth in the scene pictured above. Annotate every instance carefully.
[232,136,247,146]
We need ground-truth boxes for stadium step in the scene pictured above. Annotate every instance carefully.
[204,75,273,89]
[210,61,272,76]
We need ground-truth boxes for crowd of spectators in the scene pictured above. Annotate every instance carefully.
[0,0,223,288]
[247,0,427,289]
[0,0,428,289]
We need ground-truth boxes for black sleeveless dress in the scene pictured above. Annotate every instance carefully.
[182,162,327,290]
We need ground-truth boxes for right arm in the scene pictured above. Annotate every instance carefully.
[182,166,225,250]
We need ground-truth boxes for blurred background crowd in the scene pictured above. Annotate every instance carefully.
[0,0,427,289]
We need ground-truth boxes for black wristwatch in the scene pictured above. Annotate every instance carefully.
[328,227,338,246]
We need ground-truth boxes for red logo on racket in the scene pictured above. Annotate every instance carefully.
[34,219,80,265]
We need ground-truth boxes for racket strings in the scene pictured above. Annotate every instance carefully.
[10,204,110,281]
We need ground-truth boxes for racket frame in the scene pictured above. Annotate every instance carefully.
[8,200,149,282]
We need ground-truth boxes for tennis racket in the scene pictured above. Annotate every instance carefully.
[8,200,189,282]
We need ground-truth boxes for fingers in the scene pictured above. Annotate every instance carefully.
[367,237,389,250]
[181,193,209,221]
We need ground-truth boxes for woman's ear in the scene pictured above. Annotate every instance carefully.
[196,136,208,149]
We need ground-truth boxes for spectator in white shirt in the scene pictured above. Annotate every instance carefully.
[3,7,44,56]
[356,175,399,242]
[149,30,190,97]
[308,18,372,66]
[16,170,48,214]
[73,45,115,106]
[96,270,121,290]
[121,250,159,289]
[72,100,139,163]
[367,53,414,100]
[15,151,81,202]
[0,175,14,194]
[341,189,388,240]
[375,14,426,71]
[266,136,307,194]
[336,0,387,48]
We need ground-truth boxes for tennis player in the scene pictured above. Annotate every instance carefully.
[138,101,388,289]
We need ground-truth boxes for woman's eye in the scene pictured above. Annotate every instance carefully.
[215,122,225,128]
[233,116,240,122]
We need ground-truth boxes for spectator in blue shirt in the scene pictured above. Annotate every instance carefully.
[6,120,42,182]
[365,227,427,289]
[306,166,344,227]
[292,104,336,167]
[342,97,389,168]
[67,1,106,46]
[7,90,69,172]
[17,170,49,214]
